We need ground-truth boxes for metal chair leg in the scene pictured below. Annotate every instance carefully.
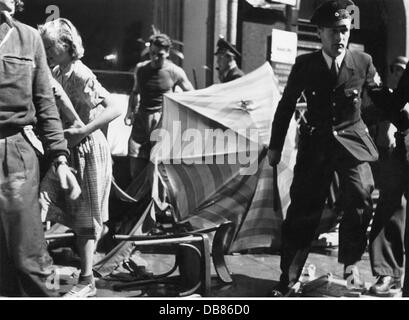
[212,222,234,283]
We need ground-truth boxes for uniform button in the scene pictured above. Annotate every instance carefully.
[332,102,336,107]
[333,131,338,136]
[312,91,316,96]
[332,117,337,121]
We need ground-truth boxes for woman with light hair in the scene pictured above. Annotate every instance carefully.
[39,18,121,298]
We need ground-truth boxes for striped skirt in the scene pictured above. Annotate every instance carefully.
[40,129,112,239]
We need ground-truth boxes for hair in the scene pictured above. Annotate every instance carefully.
[149,33,172,50]
[38,18,85,60]
[15,0,24,12]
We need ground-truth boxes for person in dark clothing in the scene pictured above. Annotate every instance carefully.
[0,0,80,296]
[368,56,408,188]
[214,37,244,83]
[369,57,409,297]
[267,0,381,296]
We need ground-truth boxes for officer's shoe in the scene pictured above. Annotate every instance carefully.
[369,276,402,297]
[343,265,365,290]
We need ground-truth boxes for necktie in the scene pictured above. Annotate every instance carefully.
[330,58,339,84]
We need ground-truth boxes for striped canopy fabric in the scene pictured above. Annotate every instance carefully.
[94,63,339,276]
[151,62,298,252]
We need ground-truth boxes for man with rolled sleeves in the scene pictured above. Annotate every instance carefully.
[214,37,244,83]
[268,0,381,296]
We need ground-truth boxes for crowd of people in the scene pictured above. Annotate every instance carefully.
[1,0,409,299]
[0,0,243,297]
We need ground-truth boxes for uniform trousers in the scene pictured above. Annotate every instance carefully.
[369,132,409,293]
[280,133,374,287]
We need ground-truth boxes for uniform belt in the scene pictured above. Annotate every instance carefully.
[0,127,22,139]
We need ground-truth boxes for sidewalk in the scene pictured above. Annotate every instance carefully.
[89,248,376,298]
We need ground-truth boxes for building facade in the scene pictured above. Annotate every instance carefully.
[18,0,409,89]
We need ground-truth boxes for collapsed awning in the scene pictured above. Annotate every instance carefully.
[153,62,298,252]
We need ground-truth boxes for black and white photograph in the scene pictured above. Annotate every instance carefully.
[1,0,409,309]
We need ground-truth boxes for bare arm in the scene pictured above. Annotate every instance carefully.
[124,90,140,126]
[177,70,194,91]
[64,94,121,147]
[124,66,140,125]
[82,94,121,134]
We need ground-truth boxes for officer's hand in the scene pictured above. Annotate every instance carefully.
[124,111,134,126]
[267,149,281,166]
[55,158,81,200]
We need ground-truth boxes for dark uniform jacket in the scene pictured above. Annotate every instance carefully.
[387,62,409,131]
[269,49,380,162]
[222,66,244,83]
[392,62,409,114]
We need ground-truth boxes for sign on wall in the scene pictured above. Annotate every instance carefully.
[272,0,297,6]
[270,29,298,93]
[246,0,297,9]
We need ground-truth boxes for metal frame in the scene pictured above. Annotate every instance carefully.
[110,233,211,297]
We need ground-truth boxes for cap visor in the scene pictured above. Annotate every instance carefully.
[393,64,406,70]
[319,18,351,28]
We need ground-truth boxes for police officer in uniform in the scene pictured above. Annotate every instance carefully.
[268,0,381,296]
[214,37,244,83]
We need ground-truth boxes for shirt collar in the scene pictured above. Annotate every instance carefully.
[55,61,76,80]
[0,11,14,27]
[222,61,238,78]
[322,49,346,70]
